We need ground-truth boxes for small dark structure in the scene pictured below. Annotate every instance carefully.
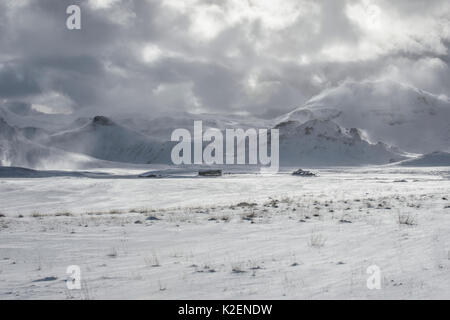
[292,169,316,177]
[198,169,222,177]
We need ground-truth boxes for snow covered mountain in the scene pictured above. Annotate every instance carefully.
[281,80,450,154]
[276,119,407,166]
[0,110,414,168]
[41,116,173,164]
[117,112,272,140]
[2,79,449,168]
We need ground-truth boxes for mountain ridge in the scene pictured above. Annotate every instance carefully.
[1,80,448,168]
[282,80,450,153]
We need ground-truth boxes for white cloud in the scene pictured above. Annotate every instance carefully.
[30,91,74,114]
[346,0,450,58]
[88,0,120,9]
[142,44,163,63]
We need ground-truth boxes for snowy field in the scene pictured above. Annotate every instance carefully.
[1,166,450,299]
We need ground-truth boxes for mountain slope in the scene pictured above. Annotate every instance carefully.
[399,151,450,166]
[117,112,272,140]
[276,119,408,166]
[282,80,450,154]
[0,117,99,169]
[43,116,173,164]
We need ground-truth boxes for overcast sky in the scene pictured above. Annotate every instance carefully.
[0,0,449,118]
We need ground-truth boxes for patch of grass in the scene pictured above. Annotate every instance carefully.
[196,264,216,273]
[241,211,257,221]
[54,212,73,217]
[280,197,293,204]
[109,209,123,215]
[130,208,155,214]
[85,209,124,216]
[398,213,417,226]
[158,280,166,291]
[107,248,118,258]
[308,232,326,248]
[31,212,43,218]
[85,211,103,216]
[339,215,352,223]
[248,260,262,270]
[264,198,280,208]
[231,264,246,274]
[144,253,160,267]
[236,202,257,208]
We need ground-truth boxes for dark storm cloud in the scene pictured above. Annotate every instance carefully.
[0,0,449,117]
[0,62,41,97]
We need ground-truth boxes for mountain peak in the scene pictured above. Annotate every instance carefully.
[283,80,450,154]
[92,116,114,126]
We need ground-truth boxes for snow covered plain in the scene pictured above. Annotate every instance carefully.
[1,166,450,299]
